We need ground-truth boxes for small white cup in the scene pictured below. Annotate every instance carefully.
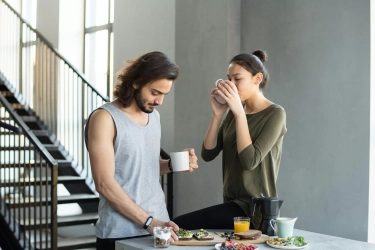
[214,79,226,104]
[170,151,189,172]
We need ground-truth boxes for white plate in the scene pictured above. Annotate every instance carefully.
[266,241,309,249]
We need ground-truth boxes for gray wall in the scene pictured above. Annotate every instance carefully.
[174,0,371,242]
[113,0,176,152]
[36,0,59,47]
[174,0,241,216]
[240,0,370,241]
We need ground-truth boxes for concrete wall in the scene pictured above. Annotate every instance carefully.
[113,0,176,152]
[240,0,370,241]
[36,0,59,48]
[370,1,375,243]
[174,0,241,216]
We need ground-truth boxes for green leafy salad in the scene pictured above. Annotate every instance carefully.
[285,236,308,247]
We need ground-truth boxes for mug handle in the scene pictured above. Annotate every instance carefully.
[270,219,277,234]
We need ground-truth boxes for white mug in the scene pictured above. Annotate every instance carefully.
[169,151,189,172]
[214,79,226,104]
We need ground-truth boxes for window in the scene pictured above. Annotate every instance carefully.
[84,0,114,99]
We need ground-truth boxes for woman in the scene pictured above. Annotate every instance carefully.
[173,50,287,230]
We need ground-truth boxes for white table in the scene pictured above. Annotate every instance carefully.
[116,229,375,250]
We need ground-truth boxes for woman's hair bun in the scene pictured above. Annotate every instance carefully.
[252,50,267,63]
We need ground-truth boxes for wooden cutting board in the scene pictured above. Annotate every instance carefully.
[171,233,269,246]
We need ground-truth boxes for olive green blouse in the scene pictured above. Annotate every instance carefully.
[201,104,287,229]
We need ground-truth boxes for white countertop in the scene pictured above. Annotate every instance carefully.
[116,229,375,250]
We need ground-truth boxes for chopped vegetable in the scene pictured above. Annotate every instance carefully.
[287,236,308,247]
[267,236,308,247]
[176,228,192,238]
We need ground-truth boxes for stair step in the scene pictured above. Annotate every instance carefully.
[15,108,31,116]
[20,115,37,122]
[1,176,86,187]
[1,143,59,150]
[36,235,96,250]
[0,131,21,135]
[0,159,71,168]
[19,213,98,229]
[6,194,99,208]
[32,130,50,136]
[53,159,72,167]
[4,95,19,103]
[0,83,9,91]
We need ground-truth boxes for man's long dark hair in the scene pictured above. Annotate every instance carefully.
[113,51,179,107]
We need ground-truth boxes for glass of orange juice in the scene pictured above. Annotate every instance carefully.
[233,217,250,233]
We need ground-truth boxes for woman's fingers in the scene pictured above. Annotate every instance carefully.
[217,80,236,96]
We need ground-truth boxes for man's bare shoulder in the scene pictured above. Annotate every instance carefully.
[88,109,115,133]
[90,109,112,123]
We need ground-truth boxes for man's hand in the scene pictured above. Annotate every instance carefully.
[147,218,180,242]
[183,148,198,172]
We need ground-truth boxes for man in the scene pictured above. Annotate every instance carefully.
[85,51,198,250]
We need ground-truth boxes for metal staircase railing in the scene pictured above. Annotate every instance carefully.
[0,88,58,249]
[0,0,109,186]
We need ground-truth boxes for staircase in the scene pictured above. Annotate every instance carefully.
[0,0,103,248]
[0,1,174,249]
[1,74,99,249]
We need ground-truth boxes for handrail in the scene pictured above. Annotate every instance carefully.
[0,120,22,134]
[1,0,109,101]
[1,85,58,249]
[0,87,57,166]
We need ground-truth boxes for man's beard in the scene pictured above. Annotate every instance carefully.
[134,91,157,113]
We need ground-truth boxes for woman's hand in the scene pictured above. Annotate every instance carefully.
[215,80,244,117]
[210,82,229,117]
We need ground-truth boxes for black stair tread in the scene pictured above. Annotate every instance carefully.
[58,213,98,225]
[37,235,96,250]
[0,159,71,168]
[0,131,21,135]
[6,194,99,208]
[0,145,59,150]
[57,236,96,249]
[58,194,98,203]
[19,212,98,228]
[32,130,50,136]
[20,115,37,122]
[0,84,9,91]
[1,176,85,187]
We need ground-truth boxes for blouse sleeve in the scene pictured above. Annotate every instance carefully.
[201,111,233,162]
[238,108,286,170]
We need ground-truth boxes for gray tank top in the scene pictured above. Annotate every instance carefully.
[85,102,170,238]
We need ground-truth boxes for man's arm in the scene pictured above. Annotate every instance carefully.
[87,109,178,237]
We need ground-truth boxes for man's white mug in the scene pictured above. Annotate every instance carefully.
[170,151,189,172]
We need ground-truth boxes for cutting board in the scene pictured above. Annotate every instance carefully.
[171,233,269,246]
